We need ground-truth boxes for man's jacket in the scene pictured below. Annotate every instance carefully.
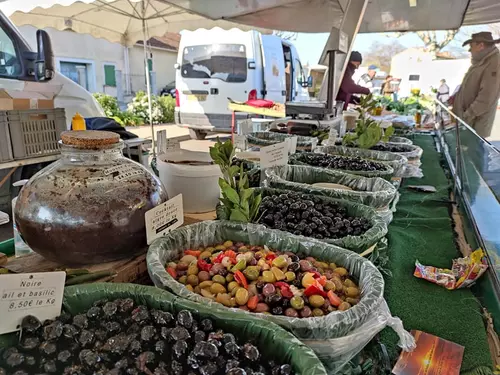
[453,47,500,138]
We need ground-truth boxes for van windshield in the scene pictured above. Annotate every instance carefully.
[181,44,247,83]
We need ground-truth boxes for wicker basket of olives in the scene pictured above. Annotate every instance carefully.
[255,189,387,252]
[147,221,386,341]
[263,165,398,212]
[0,283,327,375]
[312,146,409,177]
[247,132,317,152]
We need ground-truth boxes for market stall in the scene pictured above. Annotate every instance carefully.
[2,1,500,375]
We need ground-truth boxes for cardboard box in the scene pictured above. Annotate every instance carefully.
[0,90,54,110]
[0,82,62,111]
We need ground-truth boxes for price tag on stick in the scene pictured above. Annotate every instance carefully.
[289,136,298,155]
[260,142,288,169]
[0,272,66,335]
[145,194,184,244]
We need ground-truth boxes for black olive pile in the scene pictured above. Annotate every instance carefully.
[0,299,294,375]
[259,193,371,239]
[232,158,260,188]
[370,143,409,153]
[293,154,387,172]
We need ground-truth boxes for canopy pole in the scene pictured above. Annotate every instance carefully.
[142,11,155,158]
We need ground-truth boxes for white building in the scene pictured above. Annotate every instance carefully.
[18,25,178,100]
[390,48,470,97]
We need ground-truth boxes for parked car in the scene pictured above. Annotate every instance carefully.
[160,81,176,97]
[174,28,310,139]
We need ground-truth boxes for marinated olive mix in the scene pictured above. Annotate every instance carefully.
[259,193,371,240]
[168,242,360,318]
[293,153,387,172]
[0,299,294,375]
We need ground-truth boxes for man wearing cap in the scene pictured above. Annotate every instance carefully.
[337,51,371,110]
[450,32,500,138]
[356,64,378,89]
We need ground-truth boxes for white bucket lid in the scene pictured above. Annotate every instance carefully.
[157,149,220,178]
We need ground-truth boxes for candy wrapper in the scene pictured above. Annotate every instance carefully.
[414,249,488,290]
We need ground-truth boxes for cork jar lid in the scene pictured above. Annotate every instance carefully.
[61,130,120,149]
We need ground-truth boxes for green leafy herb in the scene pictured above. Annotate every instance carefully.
[210,139,262,223]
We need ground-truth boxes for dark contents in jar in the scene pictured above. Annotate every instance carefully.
[258,192,371,239]
[0,300,295,375]
[16,159,167,266]
[293,153,387,172]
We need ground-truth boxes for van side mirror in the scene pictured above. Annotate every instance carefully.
[307,76,313,88]
[35,30,55,81]
[174,63,180,69]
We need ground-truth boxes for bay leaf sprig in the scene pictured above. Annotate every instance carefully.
[210,139,262,223]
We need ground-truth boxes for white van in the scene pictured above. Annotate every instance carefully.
[174,28,310,139]
[0,10,103,211]
[0,10,103,127]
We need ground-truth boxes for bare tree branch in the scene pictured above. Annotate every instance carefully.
[273,30,298,41]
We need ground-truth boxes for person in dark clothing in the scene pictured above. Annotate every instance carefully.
[336,51,370,110]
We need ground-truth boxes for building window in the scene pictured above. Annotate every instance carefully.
[104,64,116,86]
[60,61,90,90]
[409,74,420,81]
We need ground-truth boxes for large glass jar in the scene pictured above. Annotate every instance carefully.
[15,130,168,265]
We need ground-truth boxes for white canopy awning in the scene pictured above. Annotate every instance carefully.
[164,0,500,32]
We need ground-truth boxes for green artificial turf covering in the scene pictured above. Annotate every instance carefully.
[380,135,493,374]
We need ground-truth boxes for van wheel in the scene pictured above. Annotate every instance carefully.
[189,129,207,140]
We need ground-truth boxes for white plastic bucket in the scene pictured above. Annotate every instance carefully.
[157,150,221,213]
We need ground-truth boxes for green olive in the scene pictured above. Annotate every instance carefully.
[312,308,324,317]
[226,273,234,282]
[200,289,215,299]
[309,295,325,308]
[210,283,227,295]
[194,286,201,294]
[187,264,199,276]
[315,261,329,270]
[334,267,348,277]
[346,287,360,297]
[338,302,351,311]
[329,263,337,270]
[243,266,260,281]
[235,288,250,306]
[212,275,226,285]
[272,255,288,268]
[215,245,226,251]
[346,297,360,305]
[285,272,296,282]
[205,247,216,253]
[180,255,197,264]
[324,280,336,291]
[290,296,305,310]
[262,270,276,283]
[216,293,232,307]
[199,281,213,289]
[238,245,249,253]
[223,241,234,248]
[227,281,240,293]
[178,275,187,285]
[344,279,356,288]
[186,275,199,286]
[185,284,194,292]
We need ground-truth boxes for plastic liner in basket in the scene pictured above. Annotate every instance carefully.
[147,221,415,373]
[389,136,413,145]
[289,151,395,180]
[314,145,408,178]
[247,132,317,152]
[371,142,423,161]
[255,187,388,252]
[263,165,398,211]
[0,283,328,375]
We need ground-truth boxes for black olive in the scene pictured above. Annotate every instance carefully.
[21,315,42,335]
